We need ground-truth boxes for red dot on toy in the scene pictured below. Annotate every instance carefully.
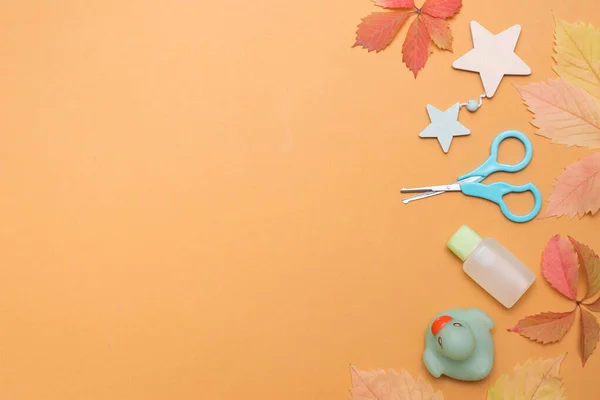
[431,315,453,336]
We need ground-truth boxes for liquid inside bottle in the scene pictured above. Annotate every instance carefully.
[448,225,536,308]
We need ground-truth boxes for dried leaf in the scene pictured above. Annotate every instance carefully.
[545,153,600,219]
[585,297,600,312]
[580,308,600,366]
[553,15,600,100]
[349,366,443,400]
[420,0,462,18]
[486,354,567,400]
[402,17,430,77]
[569,236,600,299]
[375,0,415,8]
[420,14,452,51]
[354,11,412,52]
[508,311,576,344]
[542,235,580,300]
[516,79,600,149]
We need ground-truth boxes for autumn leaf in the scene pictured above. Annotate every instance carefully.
[516,79,600,149]
[508,311,576,344]
[569,236,600,299]
[420,0,462,18]
[486,354,567,400]
[581,308,600,366]
[353,0,460,77]
[545,153,600,219]
[585,297,600,312]
[354,12,413,53]
[542,235,579,300]
[553,15,600,100]
[349,365,443,400]
[421,15,452,51]
[375,0,415,8]
[403,17,431,77]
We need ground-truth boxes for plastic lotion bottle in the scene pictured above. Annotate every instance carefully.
[447,225,536,308]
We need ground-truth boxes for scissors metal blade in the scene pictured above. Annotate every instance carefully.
[401,183,462,194]
[400,176,482,204]
[401,190,446,204]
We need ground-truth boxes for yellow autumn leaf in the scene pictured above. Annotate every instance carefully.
[349,365,443,400]
[517,79,600,149]
[487,354,567,400]
[553,15,600,100]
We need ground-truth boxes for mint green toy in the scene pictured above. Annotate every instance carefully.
[423,308,494,381]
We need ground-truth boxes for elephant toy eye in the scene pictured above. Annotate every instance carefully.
[453,322,463,327]
[437,337,443,348]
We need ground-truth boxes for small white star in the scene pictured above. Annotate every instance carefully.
[419,103,470,153]
[453,21,531,98]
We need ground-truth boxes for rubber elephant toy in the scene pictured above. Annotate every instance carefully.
[423,308,494,381]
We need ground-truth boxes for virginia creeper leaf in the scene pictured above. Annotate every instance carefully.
[545,153,600,219]
[349,365,444,400]
[586,297,600,312]
[486,354,567,400]
[516,79,600,149]
[402,16,430,77]
[581,308,600,366]
[354,11,412,52]
[542,235,580,300]
[553,15,600,100]
[420,14,452,51]
[569,236,600,299]
[508,311,576,344]
[420,0,462,18]
[375,0,415,9]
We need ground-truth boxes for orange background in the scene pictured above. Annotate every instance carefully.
[0,0,598,399]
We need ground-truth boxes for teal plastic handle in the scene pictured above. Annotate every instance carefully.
[460,181,542,223]
[459,130,533,181]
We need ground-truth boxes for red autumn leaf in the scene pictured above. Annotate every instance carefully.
[402,17,430,77]
[581,308,600,366]
[586,297,600,312]
[542,235,580,300]
[508,311,576,344]
[569,236,600,300]
[421,0,462,18]
[353,11,412,52]
[374,0,415,9]
[420,14,452,51]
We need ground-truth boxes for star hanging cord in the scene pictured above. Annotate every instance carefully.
[353,0,463,77]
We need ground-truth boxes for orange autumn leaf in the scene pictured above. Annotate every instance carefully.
[586,297,600,312]
[581,308,600,366]
[517,79,600,149]
[403,17,431,77]
[545,153,600,219]
[511,235,600,366]
[421,14,452,51]
[508,311,576,344]
[569,236,600,299]
[349,366,443,400]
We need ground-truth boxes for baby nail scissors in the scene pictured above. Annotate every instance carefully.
[400,130,542,223]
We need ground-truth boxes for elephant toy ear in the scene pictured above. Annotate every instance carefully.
[469,308,495,329]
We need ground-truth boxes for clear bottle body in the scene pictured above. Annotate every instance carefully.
[463,238,535,308]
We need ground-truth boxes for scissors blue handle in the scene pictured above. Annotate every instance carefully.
[458,130,533,182]
[461,181,542,223]
[458,130,541,223]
